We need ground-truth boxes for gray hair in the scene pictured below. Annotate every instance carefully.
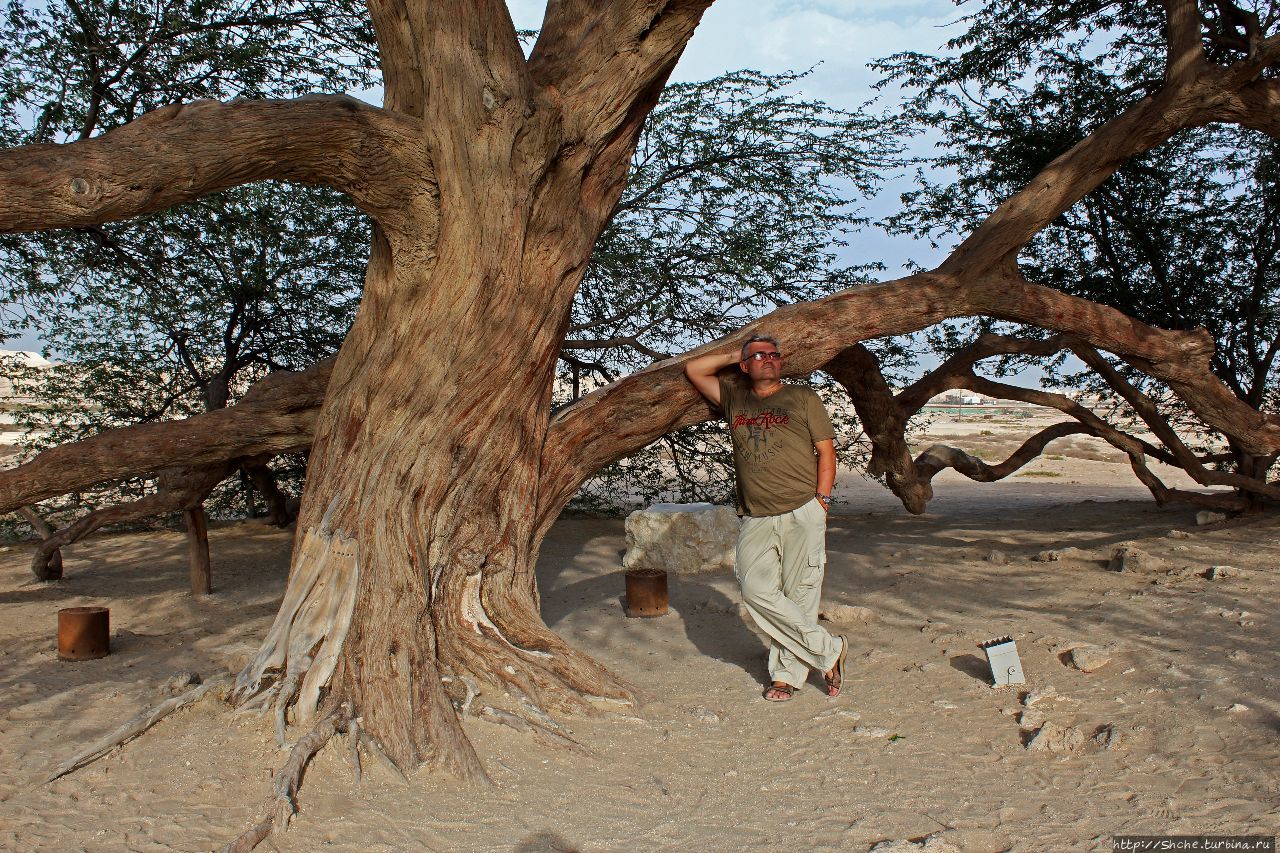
[740,334,780,361]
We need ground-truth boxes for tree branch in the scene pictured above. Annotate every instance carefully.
[0,96,432,235]
[0,360,331,515]
[28,463,231,580]
[1206,78,1280,138]
[914,422,1093,483]
[1165,0,1208,84]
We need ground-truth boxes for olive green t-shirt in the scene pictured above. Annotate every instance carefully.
[718,377,835,517]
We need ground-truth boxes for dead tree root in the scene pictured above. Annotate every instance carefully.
[44,674,231,784]
[477,704,592,756]
[221,703,352,853]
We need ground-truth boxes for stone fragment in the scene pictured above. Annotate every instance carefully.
[1205,565,1242,580]
[1228,649,1251,663]
[985,549,1008,565]
[686,705,721,724]
[1069,645,1112,672]
[163,671,202,693]
[623,503,739,574]
[1092,724,1119,750]
[1034,547,1089,562]
[1196,510,1227,526]
[1227,703,1249,713]
[1018,708,1046,729]
[1022,685,1058,706]
[1025,720,1087,753]
[1108,543,1163,573]
[1166,529,1192,539]
[870,835,961,853]
[819,603,879,625]
[852,725,893,738]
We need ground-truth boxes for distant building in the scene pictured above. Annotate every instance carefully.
[0,350,54,438]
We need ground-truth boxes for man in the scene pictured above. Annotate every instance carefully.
[684,334,848,702]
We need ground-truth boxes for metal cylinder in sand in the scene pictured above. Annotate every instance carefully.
[57,606,110,660]
[624,569,668,617]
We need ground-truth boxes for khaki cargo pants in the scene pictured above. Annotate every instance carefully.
[735,497,843,687]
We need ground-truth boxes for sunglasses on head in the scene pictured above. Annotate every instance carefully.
[743,351,782,362]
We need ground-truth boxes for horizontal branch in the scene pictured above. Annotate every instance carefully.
[0,96,433,235]
[536,260,1280,525]
[895,333,1067,413]
[29,463,230,580]
[0,360,331,514]
[1207,78,1280,138]
[915,422,1092,482]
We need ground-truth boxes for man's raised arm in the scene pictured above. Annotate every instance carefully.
[683,350,739,407]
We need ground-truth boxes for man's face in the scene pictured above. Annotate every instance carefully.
[740,341,782,380]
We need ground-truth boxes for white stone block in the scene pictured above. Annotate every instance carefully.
[623,502,739,574]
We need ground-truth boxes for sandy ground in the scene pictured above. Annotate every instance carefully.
[1,415,1277,851]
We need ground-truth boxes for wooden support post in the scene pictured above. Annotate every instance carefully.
[183,505,211,595]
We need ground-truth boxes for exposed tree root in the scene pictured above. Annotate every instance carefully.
[44,675,230,784]
[221,702,352,853]
[18,506,63,580]
[359,731,409,785]
[476,705,591,756]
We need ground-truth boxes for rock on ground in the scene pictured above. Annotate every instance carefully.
[870,834,962,853]
[623,503,739,574]
[1196,510,1228,525]
[1023,684,1058,706]
[1035,546,1090,562]
[1206,565,1243,580]
[1108,543,1163,572]
[1026,721,1088,753]
[820,603,880,625]
[1069,644,1112,672]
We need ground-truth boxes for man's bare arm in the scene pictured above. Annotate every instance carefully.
[815,438,836,511]
[683,350,739,407]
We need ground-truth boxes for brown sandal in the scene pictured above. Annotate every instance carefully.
[763,682,795,702]
[825,636,849,698]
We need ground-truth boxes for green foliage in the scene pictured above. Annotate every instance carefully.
[563,70,907,510]
[877,2,1280,442]
[566,69,903,380]
[0,0,376,524]
[0,0,376,147]
[1,10,906,519]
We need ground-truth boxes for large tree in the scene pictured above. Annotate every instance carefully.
[3,0,1280,824]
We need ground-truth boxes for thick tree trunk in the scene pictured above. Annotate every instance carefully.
[235,236,635,777]
[223,0,715,778]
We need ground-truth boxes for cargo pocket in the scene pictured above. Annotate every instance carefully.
[795,549,825,594]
